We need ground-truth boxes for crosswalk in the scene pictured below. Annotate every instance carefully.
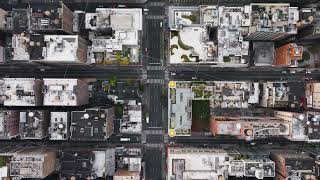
[144,129,164,135]
[147,79,165,84]
[146,15,166,20]
[148,2,166,6]
[146,143,164,148]
[147,66,164,71]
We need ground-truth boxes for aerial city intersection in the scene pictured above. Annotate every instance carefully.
[0,0,320,179]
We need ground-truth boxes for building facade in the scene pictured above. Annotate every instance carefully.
[0,110,20,139]
[10,148,56,179]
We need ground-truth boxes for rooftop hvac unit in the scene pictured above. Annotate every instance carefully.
[255,169,264,179]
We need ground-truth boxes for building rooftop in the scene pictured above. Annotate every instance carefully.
[85,8,142,64]
[169,5,248,66]
[217,6,249,65]
[3,78,43,106]
[114,169,140,179]
[275,43,303,67]
[59,149,115,179]
[167,147,275,180]
[19,110,49,139]
[12,34,87,62]
[167,147,230,180]
[70,107,114,141]
[168,81,259,136]
[229,159,275,179]
[92,149,115,177]
[253,42,275,66]
[12,33,45,61]
[246,3,299,40]
[59,150,93,179]
[261,82,305,108]
[0,110,19,139]
[0,8,12,31]
[270,150,317,179]
[121,100,142,134]
[43,35,87,62]
[43,78,89,106]
[12,8,30,34]
[275,111,320,142]
[211,116,290,141]
[30,2,73,33]
[49,112,69,140]
[10,147,56,179]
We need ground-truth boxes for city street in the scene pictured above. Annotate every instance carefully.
[1,0,320,179]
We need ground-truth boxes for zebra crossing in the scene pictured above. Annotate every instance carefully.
[145,15,165,20]
[148,2,166,6]
[147,79,165,84]
[147,66,163,71]
[144,129,164,134]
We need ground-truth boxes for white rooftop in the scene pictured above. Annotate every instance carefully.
[43,35,80,62]
[43,79,85,106]
[167,147,229,180]
[96,8,142,31]
[49,112,69,140]
[3,78,41,106]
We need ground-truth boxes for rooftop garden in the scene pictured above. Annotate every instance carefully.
[191,100,210,132]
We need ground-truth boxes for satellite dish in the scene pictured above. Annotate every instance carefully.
[236,123,241,129]
[57,134,63,140]
[28,112,34,117]
[101,114,106,118]
[84,113,89,119]
[298,114,305,121]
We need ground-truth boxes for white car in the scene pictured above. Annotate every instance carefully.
[290,70,296,74]
[120,138,130,142]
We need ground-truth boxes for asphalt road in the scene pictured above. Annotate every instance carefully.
[170,135,305,146]
[143,1,166,130]
[0,64,141,79]
[144,148,163,180]
[169,67,320,81]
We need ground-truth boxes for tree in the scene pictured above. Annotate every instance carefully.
[126,78,135,86]
[115,52,122,63]
[109,75,117,87]
[115,103,124,119]
[139,83,144,92]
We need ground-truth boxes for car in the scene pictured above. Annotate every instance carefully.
[120,138,130,142]
[290,70,296,74]
[171,72,176,76]
[306,69,312,74]
[40,68,45,72]
[281,70,287,74]
[192,76,197,80]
